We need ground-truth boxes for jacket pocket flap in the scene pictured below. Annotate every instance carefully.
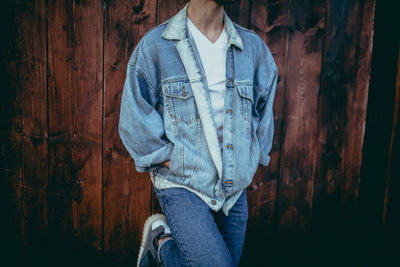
[163,81,194,100]
[237,85,254,104]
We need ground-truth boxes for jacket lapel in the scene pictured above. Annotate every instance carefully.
[175,39,223,179]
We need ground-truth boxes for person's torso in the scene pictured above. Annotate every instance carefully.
[127,7,276,215]
[187,16,229,152]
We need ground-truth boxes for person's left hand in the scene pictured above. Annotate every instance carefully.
[161,160,170,168]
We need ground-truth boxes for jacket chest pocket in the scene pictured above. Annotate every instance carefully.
[236,85,254,122]
[163,81,198,126]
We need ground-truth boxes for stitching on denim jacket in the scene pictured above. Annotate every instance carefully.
[254,69,278,99]
[264,69,278,101]
[129,65,158,99]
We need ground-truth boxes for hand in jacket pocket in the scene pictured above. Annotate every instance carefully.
[162,160,170,168]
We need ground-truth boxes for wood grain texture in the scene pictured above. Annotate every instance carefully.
[47,0,103,263]
[243,0,290,265]
[157,0,188,25]
[276,0,326,235]
[223,0,250,28]
[357,0,398,264]
[103,0,156,263]
[0,0,47,264]
[309,1,376,264]
[312,0,375,238]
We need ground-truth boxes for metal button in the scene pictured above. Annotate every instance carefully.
[182,84,187,96]
[211,199,217,205]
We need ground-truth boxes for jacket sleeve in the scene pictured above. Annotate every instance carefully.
[254,39,278,167]
[118,63,173,173]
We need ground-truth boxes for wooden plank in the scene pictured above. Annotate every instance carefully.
[223,0,250,27]
[313,0,373,217]
[242,0,290,266]
[103,0,156,263]
[356,0,396,264]
[0,0,47,264]
[346,0,375,208]
[157,0,249,26]
[275,0,326,235]
[157,0,188,25]
[47,0,103,263]
[312,0,375,236]
[311,0,375,265]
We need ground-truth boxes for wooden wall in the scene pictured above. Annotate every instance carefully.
[2,0,397,266]
[357,0,400,265]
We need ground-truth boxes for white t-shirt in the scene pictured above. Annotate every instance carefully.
[187,17,229,152]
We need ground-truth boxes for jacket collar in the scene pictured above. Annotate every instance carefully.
[161,2,243,50]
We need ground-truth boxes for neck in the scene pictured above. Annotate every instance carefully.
[187,0,225,35]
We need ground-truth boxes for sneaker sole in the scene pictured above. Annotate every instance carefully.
[137,213,167,267]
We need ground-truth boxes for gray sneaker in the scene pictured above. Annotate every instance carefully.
[137,213,172,267]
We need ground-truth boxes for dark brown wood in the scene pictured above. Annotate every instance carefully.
[312,0,374,223]
[103,0,156,263]
[0,0,47,264]
[47,0,103,263]
[243,0,290,266]
[310,1,376,264]
[276,0,326,234]
[357,0,399,264]
[157,0,188,25]
[223,0,250,27]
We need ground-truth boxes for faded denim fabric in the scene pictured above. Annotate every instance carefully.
[118,2,278,216]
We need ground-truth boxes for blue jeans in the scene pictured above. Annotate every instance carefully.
[153,186,248,267]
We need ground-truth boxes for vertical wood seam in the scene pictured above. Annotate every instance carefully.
[348,0,365,201]
[101,0,106,257]
[309,0,329,220]
[273,0,292,235]
[45,0,50,252]
[246,0,252,29]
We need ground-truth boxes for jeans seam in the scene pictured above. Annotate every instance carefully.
[161,193,193,266]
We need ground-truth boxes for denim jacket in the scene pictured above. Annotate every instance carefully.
[118,3,278,216]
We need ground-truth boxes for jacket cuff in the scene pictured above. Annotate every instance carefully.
[134,142,174,173]
[258,153,271,167]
